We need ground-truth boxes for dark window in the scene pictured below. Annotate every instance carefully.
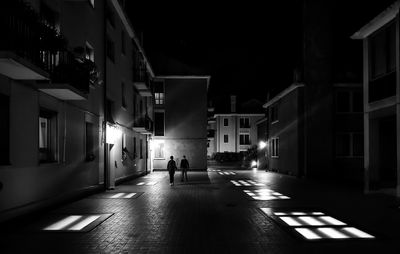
[224,135,228,143]
[239,134,250,145]
[133,137,137,158]
[121,31,126,55]
[121,82,126,108]
[223,118,228,126]
[240,118,250,128]
[336,133,351,157]
[271,105,278,122]
[370,22,396,79]
[106,36,115,62]
[85,122,96,162]
[0,94,10,165]
[337,91,351,113]
[271,137,279,157]
[140,139,143,159]
[39,109,57,163]
[353,133,364,157]
[154,112,165,136]
[105,4,115,28]
[353,91,363,112]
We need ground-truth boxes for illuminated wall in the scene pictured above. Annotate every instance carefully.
[152,77,208,170]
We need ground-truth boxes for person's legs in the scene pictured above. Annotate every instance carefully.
[184,170,188,181]
[181,170,184,182]
[169,172,173,185]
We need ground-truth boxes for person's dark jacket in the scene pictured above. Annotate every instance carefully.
[180,159,189,169]
[167,160,177,174]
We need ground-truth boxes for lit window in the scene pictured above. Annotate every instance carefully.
[154,81,164,105]
[85,42,94,62]
[154,142,165,159]
[39,109,57,163]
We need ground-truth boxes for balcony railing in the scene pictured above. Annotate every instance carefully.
[0,0,91,95]
[133,114,153,134]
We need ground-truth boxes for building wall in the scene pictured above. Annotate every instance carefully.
[268,88,303,176]
[152,78,208,170]
[257,119,268,169]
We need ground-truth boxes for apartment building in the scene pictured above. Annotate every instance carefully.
[352,0,400,196]
[151,76,209,170]
[0,0,154,221]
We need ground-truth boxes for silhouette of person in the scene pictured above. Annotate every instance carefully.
[180,155,189,182]
[167,156,177,186]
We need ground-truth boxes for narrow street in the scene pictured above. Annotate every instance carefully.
[1,169,399,253]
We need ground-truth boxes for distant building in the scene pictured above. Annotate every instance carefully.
[352,0,400,196]
[151,76,210,170]
[208,95,264,156]
[258,83,363,180]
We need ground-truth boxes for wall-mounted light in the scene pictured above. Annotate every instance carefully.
[259,141,267,149]
[106,123,121,144]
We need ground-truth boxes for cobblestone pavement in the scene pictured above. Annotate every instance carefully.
[1,169,400,253]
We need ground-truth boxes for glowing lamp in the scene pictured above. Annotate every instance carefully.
[106,124,121,144]
[251,160,257,168]
[259,141,267,149]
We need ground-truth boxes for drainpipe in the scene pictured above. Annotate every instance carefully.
[103,0,108,190]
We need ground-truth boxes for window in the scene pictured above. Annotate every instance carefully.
[154,81,164,105]
[121,82,126,108]
[85,122,96,162]
[335,133,363,157]
[240,118,250,128]
[0,94,9,165]
[271,105,278,123]
[85,42,94,62]
[39,109,57,163]
[271,137,279,158]
[336,90,363,113]
[105,4,115,28]
[154,112,165,136]
[154,142,165,159]
[370,22,395,80]
[223,118,229,126]
[239,134,250,145]
[133,137,137,158]
[106,36,115,62]
[224,135,229,143]
[140,139,143,159]
[121,31,126,55]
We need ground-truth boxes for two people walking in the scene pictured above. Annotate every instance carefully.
[167,155,190,186]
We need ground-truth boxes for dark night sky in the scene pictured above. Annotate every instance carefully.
[126,1,395,106]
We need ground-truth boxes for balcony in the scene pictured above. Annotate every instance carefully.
[133,68,152,97]
[133,115,153,135]
[0,1,92,100]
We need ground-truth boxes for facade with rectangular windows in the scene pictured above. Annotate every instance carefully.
[213,113,264,153]
[352,1,400,196]
[258,82,363,179]
[152,76,210,170]
[0,0,155,222]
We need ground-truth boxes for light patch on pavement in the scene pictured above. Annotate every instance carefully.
[218,172,236,175]
[244,189,290,200]
[261,208,375,240]
[136,182,157,186]
[110,193,137,198]
[44,215,100,231]
[231,180,265,187]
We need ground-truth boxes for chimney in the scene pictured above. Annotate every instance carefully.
[230,95,236,113]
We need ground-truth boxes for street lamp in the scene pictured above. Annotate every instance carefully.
[259,141,267,149]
